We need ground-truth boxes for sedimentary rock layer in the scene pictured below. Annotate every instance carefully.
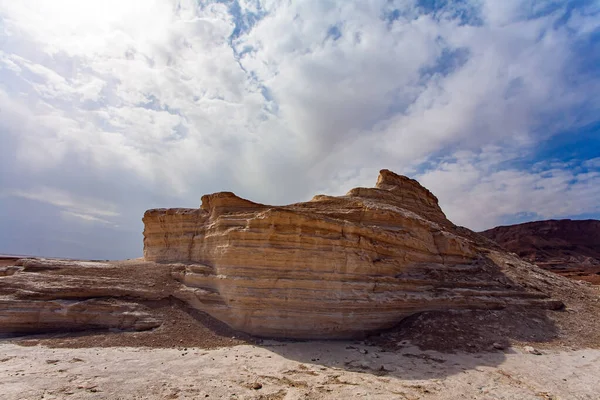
[142,170,563,339]
[0,259,165,334]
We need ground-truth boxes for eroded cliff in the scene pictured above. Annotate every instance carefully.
[2,170,581,340]
[142,170,563,338]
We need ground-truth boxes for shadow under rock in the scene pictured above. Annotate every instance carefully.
[258,338,507,382]
[258,307,561,381]
[372,308,561,353]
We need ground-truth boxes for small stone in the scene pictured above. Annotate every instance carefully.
[524,346,542,355]
[251,382,262,390]
[379,365,396,372]
[492,342,505,350]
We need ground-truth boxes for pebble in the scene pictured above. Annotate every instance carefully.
[492,342,505,350]
[524,346,542,355]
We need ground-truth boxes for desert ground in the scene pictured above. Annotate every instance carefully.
[2,340,600,399]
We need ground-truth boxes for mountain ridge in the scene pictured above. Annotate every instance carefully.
[480,219,600,284]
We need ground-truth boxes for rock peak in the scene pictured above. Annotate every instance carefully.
[376,169,439,203]
[359,169,445,223]
[200,191,264,211]
[376,169,411,187]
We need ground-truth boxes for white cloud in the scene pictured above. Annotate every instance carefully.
[584,158,600,169]
[61,211,115,225]
[417,149,600,230]
[0,0,599,257]
[3,187,119,224]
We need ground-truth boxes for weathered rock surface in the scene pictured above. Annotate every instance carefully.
[0,298,160,333]
[142,170,563,338]
[0,258,166,334]
[481,219,600,284]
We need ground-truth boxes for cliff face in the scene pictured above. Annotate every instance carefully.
[142,170,562,339]
[481,219,600,284]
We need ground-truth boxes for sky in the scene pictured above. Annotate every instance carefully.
[0,0,599,260]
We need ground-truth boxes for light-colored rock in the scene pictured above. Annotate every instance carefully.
[0,259,169,334]
[524,346,543,355]
[142,169,563,339]
[492,342,506,350]
[0,298,161,333]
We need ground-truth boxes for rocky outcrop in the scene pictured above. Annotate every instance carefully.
[1,170,575,339]
[0,258,166,334]
[0,298,160,333]
[481,219,600,284]
[142,170,563,339]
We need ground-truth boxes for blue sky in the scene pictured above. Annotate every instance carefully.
[0,0,599,259]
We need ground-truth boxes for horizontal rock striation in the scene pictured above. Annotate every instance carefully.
[0,259,166,334]
[0,298,160,333]
[143,170,563,339]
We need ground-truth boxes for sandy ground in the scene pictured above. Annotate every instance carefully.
[1,340,599,400]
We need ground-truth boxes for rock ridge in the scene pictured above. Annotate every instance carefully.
[481,219,600,284]
[141,170,564,338]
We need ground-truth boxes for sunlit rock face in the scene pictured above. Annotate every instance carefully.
[143,170,561,339]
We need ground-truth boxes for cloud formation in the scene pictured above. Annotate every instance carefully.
[1,0,599,258]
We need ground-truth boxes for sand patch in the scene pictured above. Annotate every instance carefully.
[1,341,598,399]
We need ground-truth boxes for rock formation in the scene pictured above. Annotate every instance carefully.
[481,219,600,284]
[0,258,166,334]
[0,170,572,339]
[142,170,562,338]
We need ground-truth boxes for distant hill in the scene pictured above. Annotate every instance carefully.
[480,219,600,284]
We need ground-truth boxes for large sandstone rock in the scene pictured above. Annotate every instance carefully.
[142,170,562,339]
[481,219,600,284]
[0,170,571,339]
